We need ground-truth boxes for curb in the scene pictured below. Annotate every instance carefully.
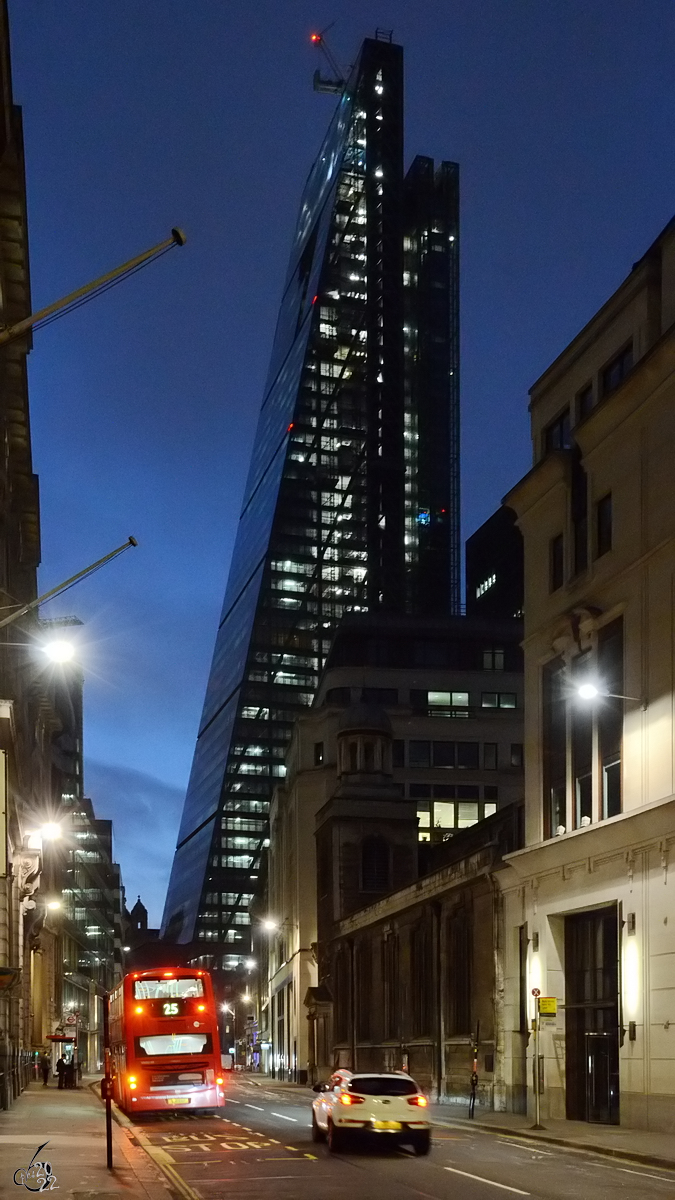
[89,1078,201,1200]
[432,1116,675,1174]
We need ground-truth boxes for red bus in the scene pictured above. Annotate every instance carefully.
[109,966,225,1113]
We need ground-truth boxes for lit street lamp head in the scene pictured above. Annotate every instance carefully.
[40,822,61,840]
[42,639,75,663]
[46,900,61,910]
[262,918,277,932]
[578,683,600,700]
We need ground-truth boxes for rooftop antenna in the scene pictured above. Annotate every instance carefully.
[310,25,345,94]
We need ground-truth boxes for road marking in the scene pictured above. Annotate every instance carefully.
[285,1145,298,1151]
[225,1097,241,1103]
[444,1167,530,1194]
[271,1111,298,1122]
[245,1103,264,1111]
[618,1168,675,1182]
[498,1140,554,1156]
[304,1153,317,1160]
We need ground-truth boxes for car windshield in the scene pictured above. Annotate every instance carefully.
[348,1075,418,1096]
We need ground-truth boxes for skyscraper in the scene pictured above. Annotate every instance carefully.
[162,34,459,958]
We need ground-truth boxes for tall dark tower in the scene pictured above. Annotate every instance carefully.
[162,35,460,958]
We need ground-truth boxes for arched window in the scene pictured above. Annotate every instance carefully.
[361,836,390,893]
[364,741,375,771]
[349,741,358,772]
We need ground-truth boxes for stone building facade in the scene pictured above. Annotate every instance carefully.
[500,214,675,1131]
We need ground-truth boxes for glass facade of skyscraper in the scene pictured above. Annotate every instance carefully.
[162,36,459,962]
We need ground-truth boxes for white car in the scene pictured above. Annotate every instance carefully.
[311,1070,431,1154]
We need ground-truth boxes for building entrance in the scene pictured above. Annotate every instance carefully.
[564,907,620,1124]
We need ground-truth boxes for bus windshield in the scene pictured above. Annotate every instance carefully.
[133,977,204,1000]
[135,1033,213,1056]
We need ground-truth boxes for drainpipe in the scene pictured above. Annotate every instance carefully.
[433,901,444,1102]
[489,873,506,1112]
[349,940,356,1071]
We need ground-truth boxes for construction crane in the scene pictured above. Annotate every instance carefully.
[310,27,345,94]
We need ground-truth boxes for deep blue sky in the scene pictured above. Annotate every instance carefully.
[11,1,675,923]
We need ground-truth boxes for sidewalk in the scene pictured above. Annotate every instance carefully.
[0,1076,172,1199]
[244,1073,675,1172]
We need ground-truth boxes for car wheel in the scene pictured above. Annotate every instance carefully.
[311,1111,326,1143]
[412,1131,431,1156]
[327,1120,346,1152]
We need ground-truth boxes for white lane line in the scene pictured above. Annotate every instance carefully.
[224,1098,241,1104]
[271,1112,298,1122]
[498,1140,554,1156]
[245,1103,264,1111]
[444,1167,530,1194]
[618,1168,675,1182]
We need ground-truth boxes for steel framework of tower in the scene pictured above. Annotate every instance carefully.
[161,36,459,960]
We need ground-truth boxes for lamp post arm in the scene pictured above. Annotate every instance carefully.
[0,537,138,631]
[0,228,186,348]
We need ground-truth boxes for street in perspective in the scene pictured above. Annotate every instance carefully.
[2,3,675,1199]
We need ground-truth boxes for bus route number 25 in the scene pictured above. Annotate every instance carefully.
[162,1002,179,1016]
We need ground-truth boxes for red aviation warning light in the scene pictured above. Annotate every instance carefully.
[310,32,321,43]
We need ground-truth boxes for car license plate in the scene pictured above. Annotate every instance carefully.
[167,1097,190,1106]
[372,1120,401,1131]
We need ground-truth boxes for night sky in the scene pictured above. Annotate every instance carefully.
[10,1,675,924]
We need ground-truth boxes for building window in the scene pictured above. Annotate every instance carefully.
[576,382,593,422]
[409,740,431,767]
[457,802,479,828]
[572,653,593,828]
[361,687,398,705]
[361,836,390,892]
[410,783,432,798]
[596,493,612,557]
[483,648,504,670]
[383,933,399,1040]
[542,656,566,837]
[510,743,523,768]
[599,619,623,818]
[601,342,633,396]
[447,911,471,1035]
[456,742,479,769]
[483,743,498,770]
[314,741,324,766]
[392,739,405,767]
[571,455,588,575]
[432,741,455,767]
[433,800,455,829]
[550,533,564,591]
[481,692,516,709]
[544,407,571,453]
[326,687,351,706]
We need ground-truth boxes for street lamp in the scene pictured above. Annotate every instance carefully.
[39,822,62,840]
[245,958,256,971]
[262,918,278,932]
[46,899,61,911]
[42,640,75,663]
[576,682,645,708]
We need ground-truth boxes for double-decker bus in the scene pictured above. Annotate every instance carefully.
[109,966,225,1113]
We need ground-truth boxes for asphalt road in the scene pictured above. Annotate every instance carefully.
[129,1077,675,1200]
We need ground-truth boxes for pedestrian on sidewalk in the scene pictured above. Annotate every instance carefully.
[65,1057,76,1089]
[55,1056,66,1089]
[39,1053,51,1087]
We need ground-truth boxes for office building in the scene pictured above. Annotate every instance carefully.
[162,35,460,956]
[465,506,523,619]
[257,611,523,1081]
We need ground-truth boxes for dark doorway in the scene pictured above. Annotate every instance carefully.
[564,908,620,1124]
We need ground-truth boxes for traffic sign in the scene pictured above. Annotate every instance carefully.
[531,987,540,997]
[539,997,557,1015]
[65,1014,77,1025]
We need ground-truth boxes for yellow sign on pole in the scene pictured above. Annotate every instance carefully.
[538,997,557,1015]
